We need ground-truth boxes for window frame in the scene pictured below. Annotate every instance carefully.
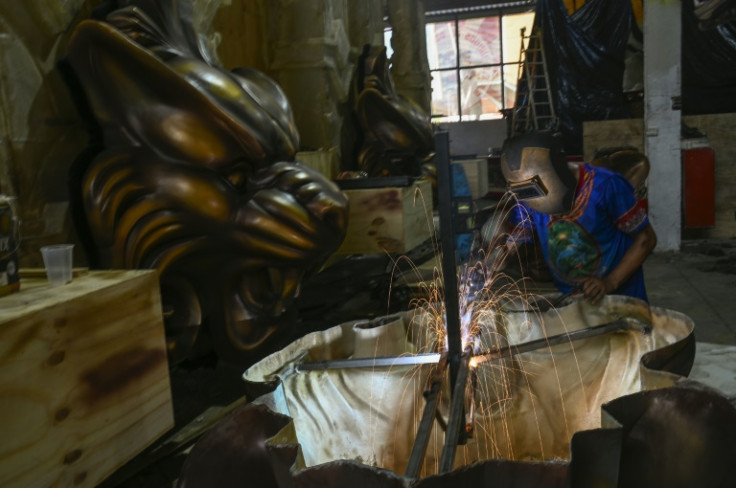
[425,4,536,123]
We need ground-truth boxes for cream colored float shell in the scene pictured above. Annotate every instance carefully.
[243,295,693,476]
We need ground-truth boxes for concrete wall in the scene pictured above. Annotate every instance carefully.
[436,119,508,158]
[644,0,682,251]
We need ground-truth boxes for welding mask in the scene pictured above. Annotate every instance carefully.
[500,133,577,215]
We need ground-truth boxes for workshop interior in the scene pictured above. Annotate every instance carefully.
[1,0,736,487]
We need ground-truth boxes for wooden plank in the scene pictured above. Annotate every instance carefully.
[582,119,645,162]
[98,397,246,487]
[0,270,173,488]
[336,179,433,255]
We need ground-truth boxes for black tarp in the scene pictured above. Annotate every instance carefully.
[524,0,736,154]
[533,0,633,155]
[682,0,736,115]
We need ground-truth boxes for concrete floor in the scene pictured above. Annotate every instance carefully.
[644,237,736,397]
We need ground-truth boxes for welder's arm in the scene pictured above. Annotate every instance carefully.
[581,223,657,304]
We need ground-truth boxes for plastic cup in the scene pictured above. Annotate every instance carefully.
[40,244,74,287]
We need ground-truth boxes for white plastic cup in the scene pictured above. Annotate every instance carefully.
[40,244,74,287]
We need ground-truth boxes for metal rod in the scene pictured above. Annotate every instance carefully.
[405,355,448,478]
[474,318,652,364]
[439,351,471,473]
[434,130,463,395]
[465,366,478,438]
[296,353,442,372]
[435,130,468,448]
[297,318,652,372]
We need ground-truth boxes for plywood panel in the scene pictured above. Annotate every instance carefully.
[582,119,645,162]
[0,270,173,488]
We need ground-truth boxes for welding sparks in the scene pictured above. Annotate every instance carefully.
[440,192,539,360]
[408,190,577,465]
[300,187,593,469]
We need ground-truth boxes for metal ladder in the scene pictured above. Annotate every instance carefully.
[511,26,558,135]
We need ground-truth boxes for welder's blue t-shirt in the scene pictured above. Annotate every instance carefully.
[509,164,650,301]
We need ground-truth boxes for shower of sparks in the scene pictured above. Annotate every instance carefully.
[389,191,541,354]
[374,187,543,468]
[389,188,587,468]
[285,186,596,476]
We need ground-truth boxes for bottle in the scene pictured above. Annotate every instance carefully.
[0,196,20,296]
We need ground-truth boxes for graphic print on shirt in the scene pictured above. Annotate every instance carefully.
[547,218,601,282]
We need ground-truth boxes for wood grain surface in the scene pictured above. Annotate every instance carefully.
[0,270,173,488]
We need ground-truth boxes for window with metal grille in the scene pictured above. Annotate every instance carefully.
[424,5,535,123]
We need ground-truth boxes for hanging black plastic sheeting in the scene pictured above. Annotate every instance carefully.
[516,0,633,155]
[682,0,736,116]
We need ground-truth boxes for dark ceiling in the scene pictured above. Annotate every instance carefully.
[424,0,535,13]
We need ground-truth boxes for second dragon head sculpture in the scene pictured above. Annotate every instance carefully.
[350,44,436,178]
[65,0,348,366]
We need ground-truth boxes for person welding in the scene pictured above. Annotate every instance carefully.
[500,132,657,304]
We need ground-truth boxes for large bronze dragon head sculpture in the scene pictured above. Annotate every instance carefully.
[65,0,348,366]
[351,44,436,179]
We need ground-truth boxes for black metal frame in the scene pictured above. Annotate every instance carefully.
[402,130,472,477]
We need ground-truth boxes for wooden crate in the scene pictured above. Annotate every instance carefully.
[582,118,645,162]
[0,270,173,488]
[336,179,433,255]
